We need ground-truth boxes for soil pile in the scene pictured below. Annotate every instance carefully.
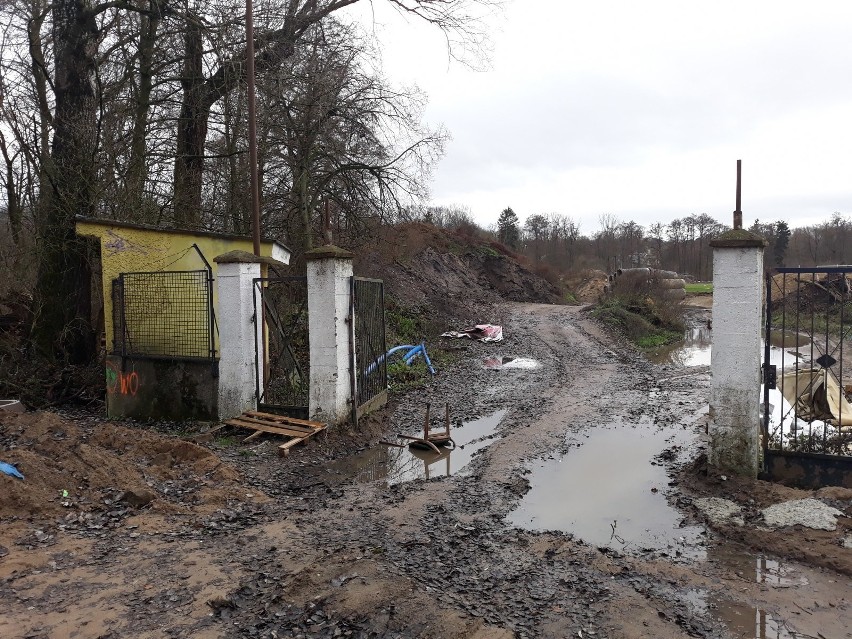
[354,223,562,326]
[0,411,243,519]
[570,269,609,303]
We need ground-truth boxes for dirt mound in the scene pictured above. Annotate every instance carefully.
[571,269,609,303]
[0,411,242,519]
[354,223,562,328]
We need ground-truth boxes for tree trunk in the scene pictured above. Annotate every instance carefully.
[0,133,21,244]
[31,0,99,361]
[126,7,159,221]
[173,18,208,227]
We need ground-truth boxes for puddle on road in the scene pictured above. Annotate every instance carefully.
[710,599,803,639]
[710,548,809,587]
[328,410,507,485]
[647,327,813,373]
[646,327,712,367]
[767,329,812,349]
[686,550,809,638]
[483,356,541,370]
[508,419,705,559]
[687,590,806,638]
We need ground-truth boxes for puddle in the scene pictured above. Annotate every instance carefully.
[328,410,506,485]
[709,549,809,587]
[684,549,810,637]
[483,356,540,370]
[687,588,806,638]
[646,327,712,367]
[712,599,803,638]
[508,419,705,559]
[768,330,812,349]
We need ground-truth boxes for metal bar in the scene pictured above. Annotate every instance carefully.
[350,275,358,428]
[824,277,831,451]
[764,271,772,451]
[776,266,852,274]
[840,273,846,437]
[810,271,816,446]
[734,159,742,229]
[781,270,787,441]
[252,279,262,404]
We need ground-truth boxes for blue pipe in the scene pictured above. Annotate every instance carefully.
[365,342,435,376]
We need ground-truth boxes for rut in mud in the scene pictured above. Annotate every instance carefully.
[1,303,851,639]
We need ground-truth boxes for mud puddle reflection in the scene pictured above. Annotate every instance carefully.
[508,419,705,559]
[328,410,506,485]
[646,326,712,367]
[687,592,805,639]
[687,550,810,637]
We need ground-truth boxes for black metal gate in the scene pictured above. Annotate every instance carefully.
[253,277,309,417]
[351,277,387,423]
[762,266,852,485]
[112,270,216,362]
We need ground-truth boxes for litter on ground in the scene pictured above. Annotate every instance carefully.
[441,324,503,342]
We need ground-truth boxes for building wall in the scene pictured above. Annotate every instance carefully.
[105,354,218,420]
[76,220,287,353]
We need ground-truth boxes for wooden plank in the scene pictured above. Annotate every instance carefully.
[246,411,325,429]
[242,430,264,443]
[224,419,318,439]
[277,427,323,457]
[233,415,318,434]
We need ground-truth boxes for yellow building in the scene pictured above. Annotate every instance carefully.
[76,217,291,421]
[76,217,290,353]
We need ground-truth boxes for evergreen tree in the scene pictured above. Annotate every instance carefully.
[774,220,791,266]
[497,207,520,249]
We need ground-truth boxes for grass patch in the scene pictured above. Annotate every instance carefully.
[685,282,713,294]
[386,302,426,345]
[635,331,682,348]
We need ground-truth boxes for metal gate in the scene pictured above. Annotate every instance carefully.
[351,277,387,423]
[762,267,852,484]
[253,277,309,418]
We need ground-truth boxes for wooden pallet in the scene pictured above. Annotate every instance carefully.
[224,411,326,457]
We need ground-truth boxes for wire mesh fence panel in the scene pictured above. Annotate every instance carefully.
[113,270,214,359]
[255,277,309,411]
[763,267,852,457]
[353,277,387,408]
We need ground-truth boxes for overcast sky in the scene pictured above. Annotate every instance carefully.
[347,0,852,234]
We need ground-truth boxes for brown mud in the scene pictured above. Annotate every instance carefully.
[1,303,851,638]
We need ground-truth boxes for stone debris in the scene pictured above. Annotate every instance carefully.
[761,498,844,531]
[693,497,744,526]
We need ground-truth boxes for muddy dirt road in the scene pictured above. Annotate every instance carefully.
[2,303,851,638]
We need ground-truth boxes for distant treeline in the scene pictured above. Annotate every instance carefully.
[401,205,852,279]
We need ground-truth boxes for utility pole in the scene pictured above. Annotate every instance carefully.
[246,0,261,256]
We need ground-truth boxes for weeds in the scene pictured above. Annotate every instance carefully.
[593,279,685,349]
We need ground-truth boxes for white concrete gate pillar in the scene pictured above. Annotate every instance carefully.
[305,245,355,426]
[214,250,277,420]
[708,231,767,477]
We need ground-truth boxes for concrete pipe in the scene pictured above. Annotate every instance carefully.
[657,278,686,289]
[651,269,679,279]
[616,268,651,277]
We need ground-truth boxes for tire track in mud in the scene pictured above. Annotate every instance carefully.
[212,303,721,638]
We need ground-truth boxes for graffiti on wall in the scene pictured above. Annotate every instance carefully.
[106,361,140,396]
